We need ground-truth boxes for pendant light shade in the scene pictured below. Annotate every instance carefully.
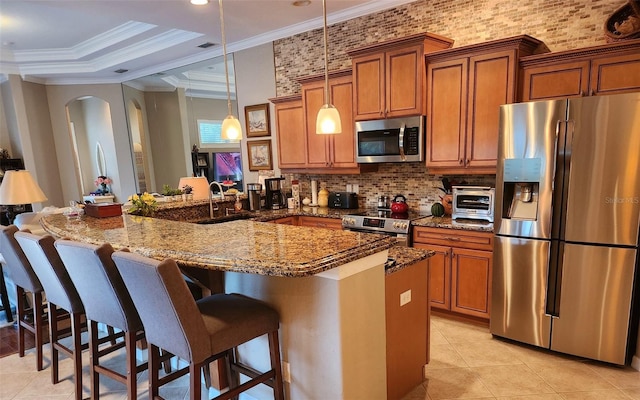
[221,115,242,140]
[316,104,342,134]
[218,0,242,141]
[315,0,341,135]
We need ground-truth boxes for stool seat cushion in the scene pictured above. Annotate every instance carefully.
[198,293,279,356]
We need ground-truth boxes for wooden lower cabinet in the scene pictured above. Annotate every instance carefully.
[271,216,296,225]
[413,227,493,320]
[298,216,343,230]
[385,259,429,400]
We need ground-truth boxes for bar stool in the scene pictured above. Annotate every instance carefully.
[111,251,285,400]
[0,226,45,370]
[54,240,146,399]
[15,232,87,400]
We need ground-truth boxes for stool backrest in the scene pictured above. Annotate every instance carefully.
[111,251,210,362]
[0,225,42,293]
[14,232,84,314]
[55,240,142,333]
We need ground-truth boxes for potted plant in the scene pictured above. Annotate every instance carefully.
[162,184,183,202]
[127,192,157,216]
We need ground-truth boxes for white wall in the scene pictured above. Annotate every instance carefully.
[234,42,279,187]
[46,83,137,203]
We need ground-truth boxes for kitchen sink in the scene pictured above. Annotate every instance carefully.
[196,212,256,225]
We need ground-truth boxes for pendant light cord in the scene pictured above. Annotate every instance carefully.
[219,0,233,116]
[322,0,330,105]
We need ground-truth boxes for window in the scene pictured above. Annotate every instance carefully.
[198,119,240,148]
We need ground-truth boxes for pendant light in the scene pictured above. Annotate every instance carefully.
[316,0,341,135]
[218,0,242,140]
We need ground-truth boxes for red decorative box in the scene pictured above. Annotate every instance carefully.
[84,203,122,218]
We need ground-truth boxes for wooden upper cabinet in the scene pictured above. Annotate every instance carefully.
[348,33,454,121]
[297,70,365,173]
[520,38,640,101]
[270,95,306,169]
[425,35,545,174]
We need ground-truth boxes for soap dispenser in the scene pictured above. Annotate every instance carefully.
[234,194,243,212]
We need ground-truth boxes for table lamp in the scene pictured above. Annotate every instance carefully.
[0,170,48,224]
[177,176,210,201]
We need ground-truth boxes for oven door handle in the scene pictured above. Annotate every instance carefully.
[398,123,406,161]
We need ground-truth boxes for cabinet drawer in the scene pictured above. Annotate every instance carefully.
[413,227,493,251]
[298,216,343,230]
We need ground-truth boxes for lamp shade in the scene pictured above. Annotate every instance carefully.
[0,170,48,205]
[316,104,342,134]
[221,115,242,141]
[177,176,210,201]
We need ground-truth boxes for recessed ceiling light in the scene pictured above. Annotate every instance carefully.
[190,0,209,5]
[292,0,311,6]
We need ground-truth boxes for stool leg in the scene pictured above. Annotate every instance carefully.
[149,344,160,400]
[89,320,100,400]
[32,291,44,371]
[189,362,202,400]
[268,330,285,400]
[49,303,60,385]
[16,287,26,358]
[0,265,13,323]
[71,312,83,400]
[124,330,137,400]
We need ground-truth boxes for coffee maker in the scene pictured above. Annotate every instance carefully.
[265,177,286,210]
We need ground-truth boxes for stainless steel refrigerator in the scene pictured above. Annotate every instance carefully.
[491,92,640,365]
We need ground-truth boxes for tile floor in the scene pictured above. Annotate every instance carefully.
[0,314,639,399]
[403,315,640,400]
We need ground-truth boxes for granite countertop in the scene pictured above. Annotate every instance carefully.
[412,215,494,232]
[386,246,434,274]
[40,213,396,278]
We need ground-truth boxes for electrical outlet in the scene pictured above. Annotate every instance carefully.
[352,184,359,194]
[282,361,291,383]
[400,289,411,306]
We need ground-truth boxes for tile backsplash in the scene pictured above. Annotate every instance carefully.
[289,164,495,212]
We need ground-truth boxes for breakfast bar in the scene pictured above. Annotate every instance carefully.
[40,213,397,399]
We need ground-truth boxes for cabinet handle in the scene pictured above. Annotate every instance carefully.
[466,159,470,166]
[443,236,461,241]
[580,90,585,97]
[459,159,464,165]
[590,89,595,96]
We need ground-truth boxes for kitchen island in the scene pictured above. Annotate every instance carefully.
[41,213,397,399]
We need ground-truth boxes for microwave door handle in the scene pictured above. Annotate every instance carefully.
[398,123,406,161]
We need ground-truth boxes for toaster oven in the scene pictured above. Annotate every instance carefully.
[452,186,495,222]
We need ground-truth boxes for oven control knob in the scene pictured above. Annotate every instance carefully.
[402,222,408,230]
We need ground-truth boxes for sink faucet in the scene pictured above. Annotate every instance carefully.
[209,181,225,218]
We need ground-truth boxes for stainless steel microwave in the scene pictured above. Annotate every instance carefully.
[355,116,424,163]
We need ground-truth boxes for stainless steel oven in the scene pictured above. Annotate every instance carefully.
[342,209,430,247]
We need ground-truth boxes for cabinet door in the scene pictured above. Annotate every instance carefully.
[414,243,450,310]
[451,248,492,319]
[426,58,467,169]
[386,44,422,117]
[521,60,590,101]
[590,52,640,96]
[466,51,515,169]
[302,83,331,168]
[352,53,385,120]
[329,76,357,168]
[274,99,307,168]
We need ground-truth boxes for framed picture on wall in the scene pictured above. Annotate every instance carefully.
[244,103,270,137]
[196,153,209,167]
[246,140,273,171]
